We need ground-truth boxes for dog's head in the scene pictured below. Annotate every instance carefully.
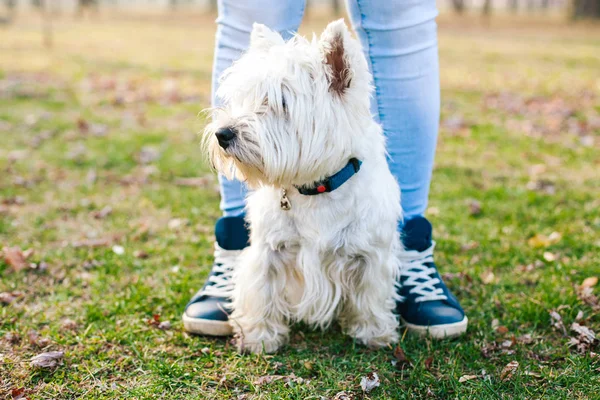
[204,20,373,188]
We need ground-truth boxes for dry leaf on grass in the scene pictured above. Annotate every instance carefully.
[0,292,19,304]
[61,319,78,331]
[91,205,112,219]
[458,375,478,383]
[480,270,495,284]
[71,238,112,248]
[11,387,28,400]
[500,361,519,381]
[158,321,171,330]
[254,375,286,385]
[496,326,509,335]
[424,356,434,371]
[30,351,64,368]
[360,372,380,393]
[517,334,534,344]
[528,232,561,248]
[112,245,125,255]
[133,250,149,259]
[468,200,482,216]
[253,373,304,386]
[28,330,51,348]
[2,247,29,272]
[137,146,161,165]
[392,346,413,370]
[332,391,354,400]
[569,323,597,353]
[577,286,600,310]
[581,277,598,288]
[4,332,21,344]
[549,310,567,335]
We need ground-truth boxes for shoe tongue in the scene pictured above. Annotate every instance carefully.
[215,216,250,250]
[402,216,433,252]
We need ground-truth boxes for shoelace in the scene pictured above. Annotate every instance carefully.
[200,244,242,298]
[398,241,448,303]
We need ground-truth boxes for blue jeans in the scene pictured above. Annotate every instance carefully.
[213,0,439,223]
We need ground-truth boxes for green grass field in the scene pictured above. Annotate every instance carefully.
[1,11,599,399]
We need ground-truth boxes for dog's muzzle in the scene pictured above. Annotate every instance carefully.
[216,127,236,149]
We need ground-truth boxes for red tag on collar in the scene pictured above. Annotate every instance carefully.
[317,185,327,193]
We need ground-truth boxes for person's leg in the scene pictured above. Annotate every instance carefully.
[346,0,467,338]
[346,0,439,220]
[183,0,306,336]
[213,0,307,217]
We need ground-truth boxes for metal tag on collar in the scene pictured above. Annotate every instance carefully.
[280,188,291,211]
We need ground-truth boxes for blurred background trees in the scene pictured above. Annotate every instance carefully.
[2,0,599,22]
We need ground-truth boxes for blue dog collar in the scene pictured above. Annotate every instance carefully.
[295,158,362,196]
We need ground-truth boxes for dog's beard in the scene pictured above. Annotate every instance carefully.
[204,116,266,188]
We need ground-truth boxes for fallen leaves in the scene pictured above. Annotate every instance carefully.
[71,238,113,248]
[480,270,495,285]
[2,246,30,272]
[332,392,354,400]
[112,245,125,255]
[61,319,78,331]
[147,314,171,330]
[4,332,21,344]
[468,199,482,216]
[30,351,64,368]
[458,374,478,383]
[360,372,380,394]
[91,205,112,219]
[253,373,306,386]
[569,322,597,353]
[11,387,28,400]
[28,330,51,348]
[581,277,598,289]
[392,346,412,371]
[500,361,519,381]
[0,291,23,305]
[527,232,562,248]
[137,146,161,165]
[549,310,567,336]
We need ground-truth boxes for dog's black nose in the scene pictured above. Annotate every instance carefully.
[216,127,236,149]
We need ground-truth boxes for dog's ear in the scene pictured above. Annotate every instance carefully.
[251,23,284,51]
[319,19,354,96]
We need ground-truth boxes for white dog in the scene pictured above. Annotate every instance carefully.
[203,20,402,354]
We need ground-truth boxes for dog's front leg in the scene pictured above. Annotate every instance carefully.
[230,243,290,354]
[340,254,399,348]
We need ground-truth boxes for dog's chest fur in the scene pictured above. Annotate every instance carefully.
[244,158,401,326]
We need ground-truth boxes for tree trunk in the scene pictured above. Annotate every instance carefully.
[483,0,493,15]
[452,0,466,13]
[332,0,341,14]
[573,0,600,18]
[41,0,52,48]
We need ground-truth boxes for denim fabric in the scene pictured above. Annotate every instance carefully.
[212,0,439,222]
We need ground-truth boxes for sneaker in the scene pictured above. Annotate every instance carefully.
[396,216,468,339]
[182,216,249,336]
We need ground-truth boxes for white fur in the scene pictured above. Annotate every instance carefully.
[203,20,402,353]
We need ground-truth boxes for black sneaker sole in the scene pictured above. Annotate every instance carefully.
[182,313,233,336]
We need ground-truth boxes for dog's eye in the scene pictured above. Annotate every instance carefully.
[282,96,287,113]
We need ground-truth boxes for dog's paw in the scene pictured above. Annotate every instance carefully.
[345,317,399,348]
[234,331,287,354]
[359,330,399,349]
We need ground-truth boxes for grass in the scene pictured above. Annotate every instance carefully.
[1,10,600,400]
